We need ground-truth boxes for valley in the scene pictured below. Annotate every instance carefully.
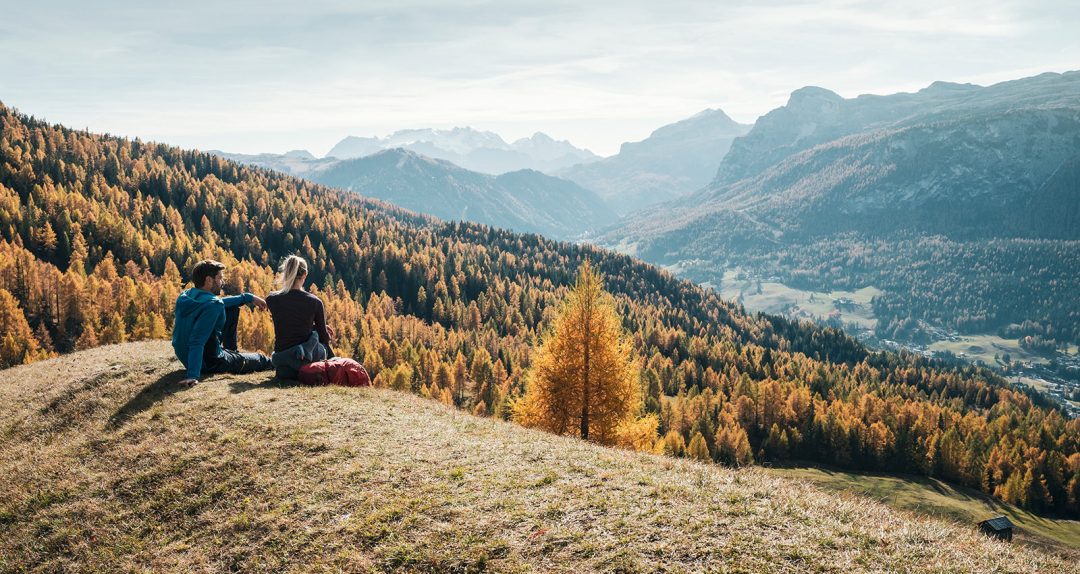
[687,265,1080,417]
[592,71,1080,425]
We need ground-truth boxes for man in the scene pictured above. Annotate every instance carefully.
[173,260,272,386]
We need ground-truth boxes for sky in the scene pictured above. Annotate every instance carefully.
[1,1,1078,157]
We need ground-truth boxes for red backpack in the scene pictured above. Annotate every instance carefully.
[298,358,371,387]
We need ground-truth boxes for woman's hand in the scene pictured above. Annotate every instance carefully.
[326,324,336,345]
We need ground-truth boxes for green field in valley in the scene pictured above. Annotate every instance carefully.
[927,334,1074,367]
[713,268,881,330]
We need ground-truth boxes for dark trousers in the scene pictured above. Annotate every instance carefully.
[203,306,272,375]
[271,331,335,379]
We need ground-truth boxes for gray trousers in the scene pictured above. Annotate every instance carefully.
[271,331,330,379]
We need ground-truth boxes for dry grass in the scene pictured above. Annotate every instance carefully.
[762,465,1080,560]
[0,342,1074,573]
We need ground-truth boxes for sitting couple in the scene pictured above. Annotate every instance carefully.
[172,256,335,385]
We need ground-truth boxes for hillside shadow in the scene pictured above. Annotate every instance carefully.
[108,370,188,428]
[928,479,948,495]
[984,495,1008,512]
[228,377,302,394]
[108,372,306,426]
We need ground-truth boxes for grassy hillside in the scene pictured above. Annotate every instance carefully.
[763,465,1080,559]
[0,343,1072,573]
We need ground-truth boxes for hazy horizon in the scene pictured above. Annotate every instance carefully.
[3,0,1078,157]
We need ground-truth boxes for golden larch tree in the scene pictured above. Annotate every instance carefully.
[514,260,640,446]
[0,288,49,368]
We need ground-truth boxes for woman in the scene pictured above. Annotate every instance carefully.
[266,255,335,379]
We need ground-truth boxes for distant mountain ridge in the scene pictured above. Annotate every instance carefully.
[208,149,337,178]
[311,148,617,239]
[326,127,600,175]
[599,70,1080,344]
[558,109,751,215]
[210,145,615,241]
[607,71,1080,249]
[211,109,758,225]
[713,72,1080,189]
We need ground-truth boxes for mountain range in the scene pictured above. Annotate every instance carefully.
[557,109,751,215]
[214,70,1080,349]
[211,109,754,238]
[608,71,1080,247]
[599,70,1080,344]
[310,148,616,239]
[209,148,339,178]
[326,127,600,174]
[209,144,616,241]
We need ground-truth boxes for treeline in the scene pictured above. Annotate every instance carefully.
[1,102,1078,515]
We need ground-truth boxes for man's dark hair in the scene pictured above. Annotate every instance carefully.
[191,260,226,288]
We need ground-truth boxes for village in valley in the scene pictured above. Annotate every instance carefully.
[704,267,1080,419]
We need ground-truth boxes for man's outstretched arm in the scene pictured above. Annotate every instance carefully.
[221,292,267,310]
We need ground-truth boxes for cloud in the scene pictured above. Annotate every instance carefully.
[1,0,1076,155]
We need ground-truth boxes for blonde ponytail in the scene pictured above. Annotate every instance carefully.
[274,255,308,295]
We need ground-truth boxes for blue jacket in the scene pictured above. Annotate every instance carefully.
[172,288,253,379]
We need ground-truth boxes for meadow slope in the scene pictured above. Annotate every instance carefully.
[0,342,1073,573]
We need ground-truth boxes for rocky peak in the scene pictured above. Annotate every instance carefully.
[784,86,844,120]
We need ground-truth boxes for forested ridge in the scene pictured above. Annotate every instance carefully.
[1,102,1078,515]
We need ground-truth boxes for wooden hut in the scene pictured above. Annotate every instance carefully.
[977,515,1014,542]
